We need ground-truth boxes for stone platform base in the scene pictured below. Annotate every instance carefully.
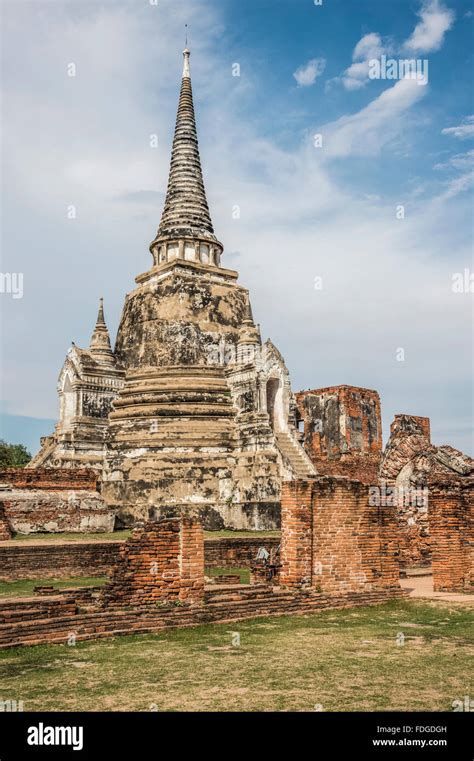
[116,501,281,531]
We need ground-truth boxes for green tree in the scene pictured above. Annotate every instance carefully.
[0,440,32,468]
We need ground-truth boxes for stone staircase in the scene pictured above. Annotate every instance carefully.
[275,431,317,479]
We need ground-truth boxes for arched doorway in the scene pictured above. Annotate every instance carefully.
[266,378,281,431]
[60,374,76,426]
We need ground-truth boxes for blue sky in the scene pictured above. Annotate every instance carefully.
[1,0,473,455]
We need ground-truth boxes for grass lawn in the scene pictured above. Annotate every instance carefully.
[8,531,131,543]
[6,529,280,544]
[0,599,472,712]
[0,577,108,598]
[205,567,250,584]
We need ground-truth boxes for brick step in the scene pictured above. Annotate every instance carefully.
[0,606,77,625]
[207,593,296,611]
[204,584,282,603]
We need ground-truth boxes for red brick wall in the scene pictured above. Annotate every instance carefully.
[180,518,205,601]
[308,455,381,485]
[279,477,400,593]
[390,415,430,441]
[279,481,313,587]
[100,518,204,608]
[204,536,280,567]
[0,469,99,491]
[311,479,399,593]
[0,584,407,650]
[0,542,122,580]
[429,481,473,593]
[0,536,281,581]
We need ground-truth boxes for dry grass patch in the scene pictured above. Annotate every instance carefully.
[0,599,472,712]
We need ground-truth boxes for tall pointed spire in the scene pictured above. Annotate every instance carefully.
[89,298,115,364]
[149,48,223,269]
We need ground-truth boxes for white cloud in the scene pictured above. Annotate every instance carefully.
[441,115,474,139]
[335,1,454,92]
[434,149,474,170]
[341,32,387,90]
[321,78,427,158]
[433,171,474,201]
[293,57,326,87]
[403,0,455,53]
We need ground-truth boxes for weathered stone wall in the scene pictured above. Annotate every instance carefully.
[114,266,248,369]
[103,362,282,529]
[0,468,114,535]
[112,495,280,532]
[429,481,473,593]
[100,518,204,608]
[295,386,382,484]
[279,478,400,593]
[1,492,115,535]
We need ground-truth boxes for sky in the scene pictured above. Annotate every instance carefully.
[0,0,473,456]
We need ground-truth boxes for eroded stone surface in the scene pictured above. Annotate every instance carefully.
[0,468,113,534]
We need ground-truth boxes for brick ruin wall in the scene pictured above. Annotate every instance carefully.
[204,536,280,568]
[429,481,473,593]
[99,518,204,607]
[0,511,406,649]
[0,468,114,535]
[0,536,281,581]
[0,542,122,580]
[380,415,432,567]
[0,469,99,491]
[279,478,400,592]
[295,386,382,485]
[392,497,431,569]
[0,504,12,540]
[380,414,473,568]
[0,581,407,650]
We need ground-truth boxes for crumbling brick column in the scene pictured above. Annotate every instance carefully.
[100,517,205,608]
[376,498,401,588]
[429,481,473,593]
[279,480,313,587]
[179,517,205,602]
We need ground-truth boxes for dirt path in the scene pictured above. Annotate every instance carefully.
[400,575,474,605]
